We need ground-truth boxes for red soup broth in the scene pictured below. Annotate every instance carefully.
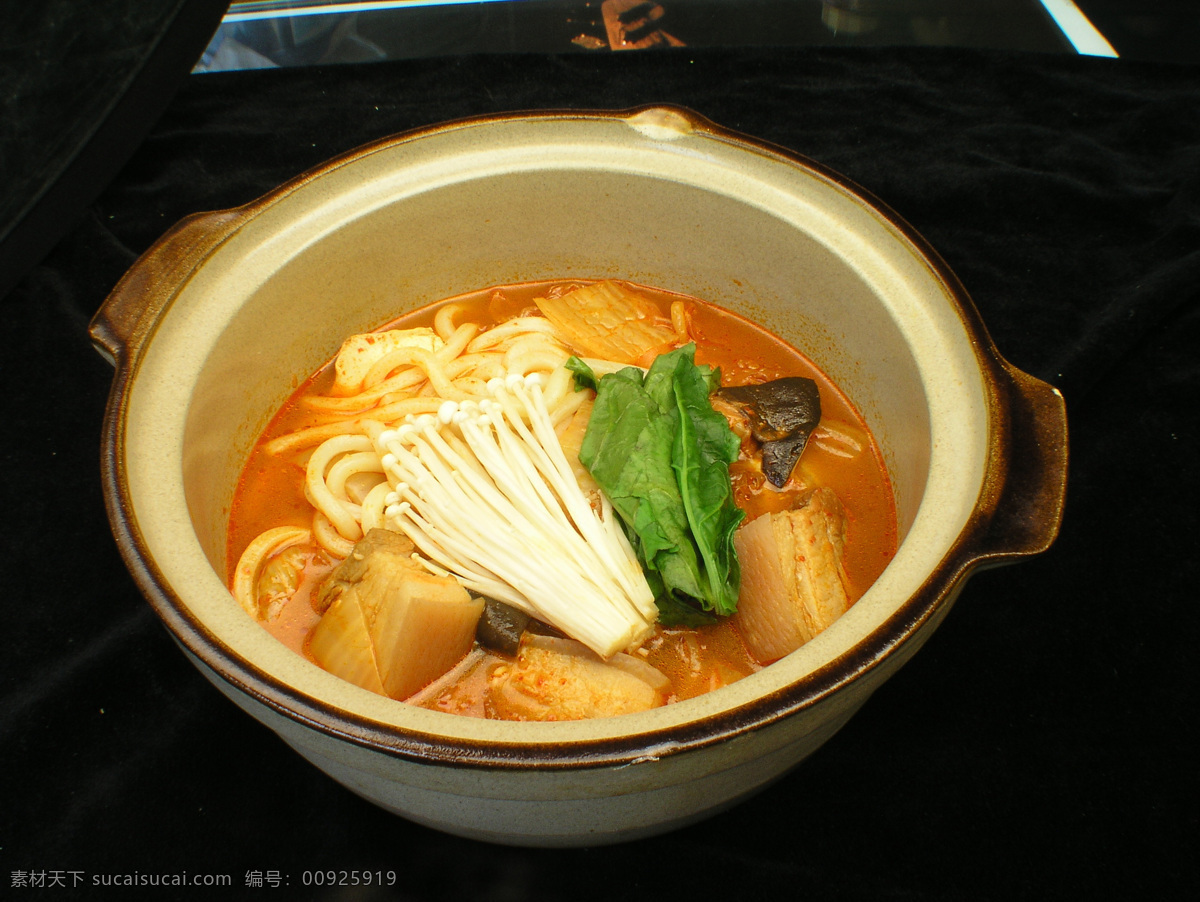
[227,280,898,713]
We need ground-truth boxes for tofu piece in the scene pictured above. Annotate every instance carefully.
[732,487,852,663]
[330,327,444,397]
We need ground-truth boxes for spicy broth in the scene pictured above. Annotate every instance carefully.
[227,280,898,713]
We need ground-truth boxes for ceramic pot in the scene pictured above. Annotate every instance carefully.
[90,106,1067,846]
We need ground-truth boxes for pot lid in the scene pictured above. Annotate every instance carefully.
[0,1,230,302]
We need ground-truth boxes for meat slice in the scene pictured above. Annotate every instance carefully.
[732,488,852,663]
[314,527,416,614]
[491,635,667,721]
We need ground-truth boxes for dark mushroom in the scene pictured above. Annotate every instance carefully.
[717,377,822,487]
[475,598,532,656]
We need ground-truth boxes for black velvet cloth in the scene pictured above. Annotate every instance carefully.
[0,0,231,303]
[4,48,1197,899]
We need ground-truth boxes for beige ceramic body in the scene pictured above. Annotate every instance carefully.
[91,107,1067,846]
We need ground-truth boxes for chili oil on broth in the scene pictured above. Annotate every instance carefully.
[226,279,898,719]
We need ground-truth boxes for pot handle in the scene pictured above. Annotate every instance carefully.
[969,362,1068,567]
[89,208,245,367]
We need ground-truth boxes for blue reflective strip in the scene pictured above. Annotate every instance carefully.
[224,0,535,24]
[1037,0,1118,57]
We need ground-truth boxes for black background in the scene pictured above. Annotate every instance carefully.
[3,44,1198,899]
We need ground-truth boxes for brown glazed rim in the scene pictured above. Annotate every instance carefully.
[91,106,1068,771]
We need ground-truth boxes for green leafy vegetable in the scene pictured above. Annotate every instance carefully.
[572,345,744,624]
[565,356,600,393]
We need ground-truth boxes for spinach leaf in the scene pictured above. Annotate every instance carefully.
[573,345,744,622]
[670,356,744,616]
[565,356,599,392]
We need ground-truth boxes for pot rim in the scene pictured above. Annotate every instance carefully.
[92,105,1066,770]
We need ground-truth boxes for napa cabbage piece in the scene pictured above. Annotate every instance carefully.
[570,344,744,625]
[534,280,677,365]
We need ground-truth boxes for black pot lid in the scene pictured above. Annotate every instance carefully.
[0,1,231,301]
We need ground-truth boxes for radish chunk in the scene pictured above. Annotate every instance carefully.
[534,281,677,365]
[367,567,483,700]
[492,635,667,721]
[732,488,852,663]
[309,591,386,696]
[311,528,485,700]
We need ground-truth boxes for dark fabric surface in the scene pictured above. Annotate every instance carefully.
[0,0,231,303]
[3,47,1197,899]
